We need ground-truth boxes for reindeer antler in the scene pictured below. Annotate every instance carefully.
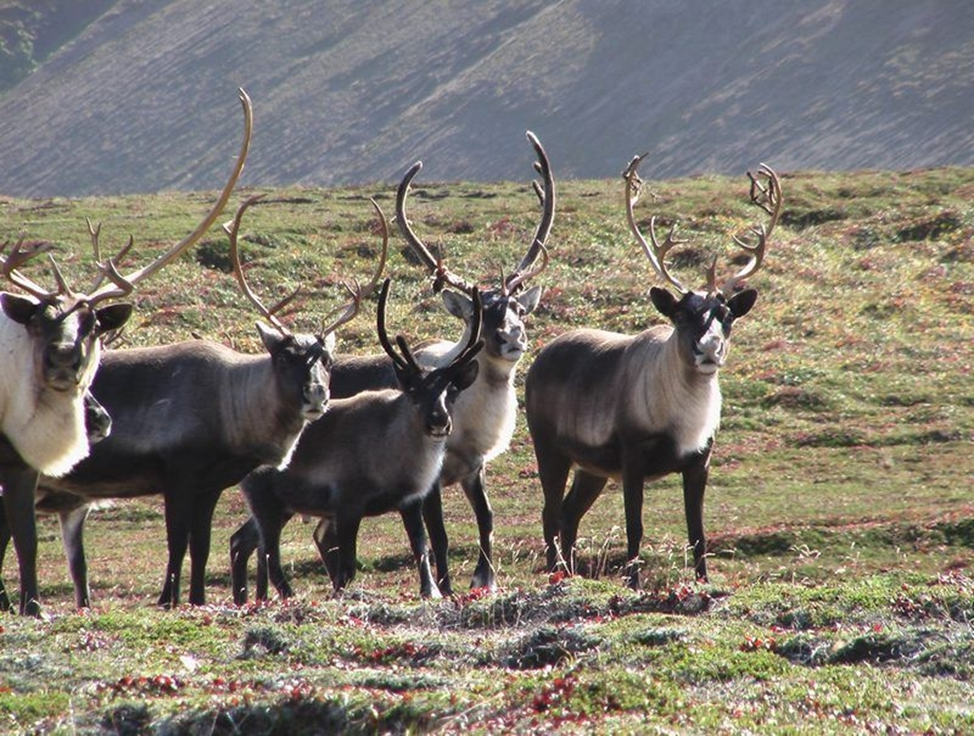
[395,161,477,295]
[502,131,554,295]
[718,163,781,296]
[623,153,690,294]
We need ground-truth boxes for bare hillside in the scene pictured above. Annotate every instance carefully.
[0,0,972,196]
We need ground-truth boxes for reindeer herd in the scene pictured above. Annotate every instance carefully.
[0,90,782,617]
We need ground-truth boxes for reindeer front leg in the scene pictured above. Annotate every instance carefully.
[1,467,42,616]
[401,498,441,599]
[682,448,712,582]
[187,488,223,605]
[621,458,646,590]
[58,504,92,609]
[158,489,192,609]
[421,482,452,595]
[460,465,497,591]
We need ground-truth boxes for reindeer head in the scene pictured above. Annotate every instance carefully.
[377,278,483,438]
[224,194,388,422]
[395,131,552,369]
[1,243,133,395]
[623,155,781,376]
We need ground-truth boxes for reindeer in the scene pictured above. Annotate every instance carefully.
[0,89,253,615]
[229,132,553,595]
[525,157,781,589]
[27,194,387,609]
[232,276,484,602]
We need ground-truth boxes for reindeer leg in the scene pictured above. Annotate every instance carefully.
[58,503,92,609]
[158,490,192,609]
[561,470,609,576]
[1,467,42,616]
[421,482,452,595]
[682,449,712,583]
[313,516,340,585]
[460,465,497,591]
[333,512,361,594]
[229,516,261,605]
[187,488,222,606]
[260,520,294,601]
[402,498,440,599]
[621,459,646,590]
[0,500,12,612]
[534,439,572,573]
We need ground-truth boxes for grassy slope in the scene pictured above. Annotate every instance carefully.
[0,167,972,732]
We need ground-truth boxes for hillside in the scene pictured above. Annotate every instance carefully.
[0,0,973,197]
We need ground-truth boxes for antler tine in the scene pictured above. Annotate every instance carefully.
[376,278,410,373]
[318,197,389,339]
[504,242,549,296]
[47,255,75,297]
[396,160,475,295]
[720,163,781,295]
[87,88,254,306]
[623,153,689,294]
[1,237,57,299]
[507,130,555,286]
[223,193,292,335]
[747,163,782,237]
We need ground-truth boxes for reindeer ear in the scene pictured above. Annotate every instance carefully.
[94,303,133,336]
[441,290,475,321]
[516,285,543,315]
[727,289,757,319]
[256,321,286,353]
[452,359,480,392]
[649,287,679,319]
[1,293,40,325]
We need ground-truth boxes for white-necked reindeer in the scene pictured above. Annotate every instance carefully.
[0,89,253,615]
[22,192,387,609]
[525,157,781,589]
[229,132,553,595]
[232,276,484,602]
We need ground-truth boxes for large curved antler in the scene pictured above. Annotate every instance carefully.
[623,153,690,294]
[84,88,254,307]
[503,131,554,295]
[224,195,387,339]
[395,161,477,295]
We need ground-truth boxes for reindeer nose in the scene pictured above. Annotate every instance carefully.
[44,345,82,380]
[428,410,451,437]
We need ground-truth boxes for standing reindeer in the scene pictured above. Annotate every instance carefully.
[229,131,553,594]
[525,156,781,589]
[26,194,387,609]
[232,276,484,602]
[0,89,253,615]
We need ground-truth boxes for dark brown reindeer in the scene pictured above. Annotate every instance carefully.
[0,89,253,615]
[229,132,553,595]
[525,156,781,589]
[25,194,387,609]
[232,276,484,602]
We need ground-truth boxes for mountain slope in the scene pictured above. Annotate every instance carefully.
[0,0,972,197]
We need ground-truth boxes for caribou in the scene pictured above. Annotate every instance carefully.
[525,156,781,589]
[24,194,387,609]
[0,89,253,615]
[231,276,484,602]
[229,132,553,595]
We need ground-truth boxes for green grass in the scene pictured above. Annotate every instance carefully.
[1,166,973,733]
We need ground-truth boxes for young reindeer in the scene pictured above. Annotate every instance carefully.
[29,194,387,609]
[229,132,553,595]
[232,276,484,602]
[525,157,781,589]
[0,89,253,615]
